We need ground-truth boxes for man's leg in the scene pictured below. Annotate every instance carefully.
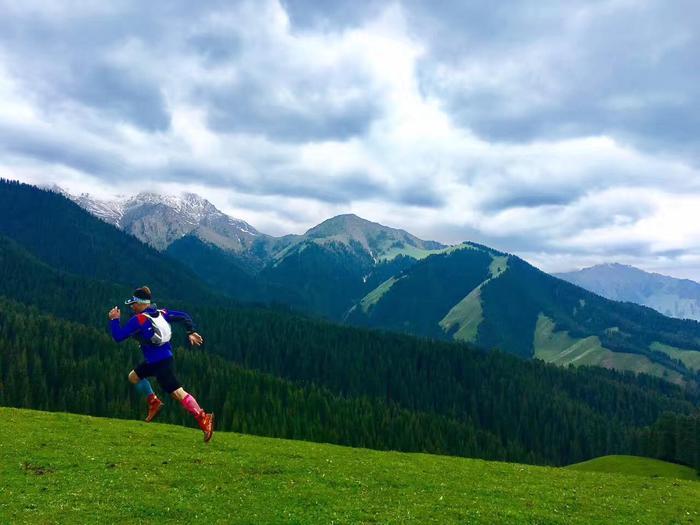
[129,367,163,422]
[171,387,214,442]
[155,359,214,442]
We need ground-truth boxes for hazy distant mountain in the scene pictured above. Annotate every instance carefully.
[555,264,700,322]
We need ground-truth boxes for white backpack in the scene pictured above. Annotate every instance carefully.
[142,311,172,346]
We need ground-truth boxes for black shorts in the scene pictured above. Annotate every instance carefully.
[133,357,181,394]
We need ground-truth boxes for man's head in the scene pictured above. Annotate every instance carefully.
[124,286,152,313]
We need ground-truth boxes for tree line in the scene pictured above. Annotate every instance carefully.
[1,293,698,467]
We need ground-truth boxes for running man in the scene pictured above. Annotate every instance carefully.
[108,286,214,442]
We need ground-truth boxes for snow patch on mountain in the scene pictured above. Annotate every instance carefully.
[55,186,261,251]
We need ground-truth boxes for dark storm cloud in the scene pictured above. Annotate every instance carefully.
[204,78,380,142]
[480,191,574,211]
[412,0,700,159]
[0,123,124,175]
[0,5,173,132]
[427,216,654,259]
[403,0,612,61]
[0,0,383,143]
[281,0,385,30]
[396,184,445,208]
[164,160,386,205]
[267,171,385,203]
[187,33,243,64]
[657,249,687,259]
[3,0,698,173]
[69,64,170,132]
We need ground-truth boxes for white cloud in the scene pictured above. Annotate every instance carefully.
[0,0,699,280]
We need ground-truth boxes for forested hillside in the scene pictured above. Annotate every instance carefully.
[350,242,700,383]
[0,179,222,306]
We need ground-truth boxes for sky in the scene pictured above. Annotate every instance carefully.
[1,0,699,279]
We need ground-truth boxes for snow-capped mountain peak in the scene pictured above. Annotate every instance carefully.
[57,187,262,252]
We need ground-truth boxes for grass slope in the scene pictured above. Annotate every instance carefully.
[567,455,700,482]
[377,243,444,261]
[534,315,685,384]
[2,409,700,524]
[358,276,401,313]
[439,254,509,342]
[439,287,483,342]
[651,342,700,372]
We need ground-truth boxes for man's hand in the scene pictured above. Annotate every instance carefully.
[188,332,204,346]
[108,306,121,321]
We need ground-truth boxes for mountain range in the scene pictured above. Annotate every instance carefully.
[53,187,447,317]
[556,263,700,322]
[1,178,699,471]
[348,243,700,384]
[46,184,700,384]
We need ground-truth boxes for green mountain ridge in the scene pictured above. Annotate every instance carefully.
[60,183,449,319]
[256,214,446,318]
[351,243,700,383]
[301,213,446,259]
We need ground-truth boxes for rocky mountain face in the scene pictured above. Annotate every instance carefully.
[59,189,264,256]
[57,189,445,263]
[555,263,700,322]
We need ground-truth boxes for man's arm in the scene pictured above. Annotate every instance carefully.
[162,308,204,346]
[161,308,196,334]
[109,308,140,343]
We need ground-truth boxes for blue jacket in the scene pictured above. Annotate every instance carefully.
[109,305,196,363]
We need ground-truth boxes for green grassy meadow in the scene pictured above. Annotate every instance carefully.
[1,408,699,524]
[534,315,685,384]
[651,342,700,372]
[567,455,700,481]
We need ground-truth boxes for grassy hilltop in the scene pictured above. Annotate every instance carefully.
[567,455,700,482]
[1,408,699,524]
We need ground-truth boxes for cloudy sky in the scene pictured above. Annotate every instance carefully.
[1,1,699,279]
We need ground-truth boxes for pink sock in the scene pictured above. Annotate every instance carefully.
[181,394,204,419]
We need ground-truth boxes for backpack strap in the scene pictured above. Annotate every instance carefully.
[139,311,163,320]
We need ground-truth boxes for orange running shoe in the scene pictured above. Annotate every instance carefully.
[145,397,164,422]
[197,412,214,442]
